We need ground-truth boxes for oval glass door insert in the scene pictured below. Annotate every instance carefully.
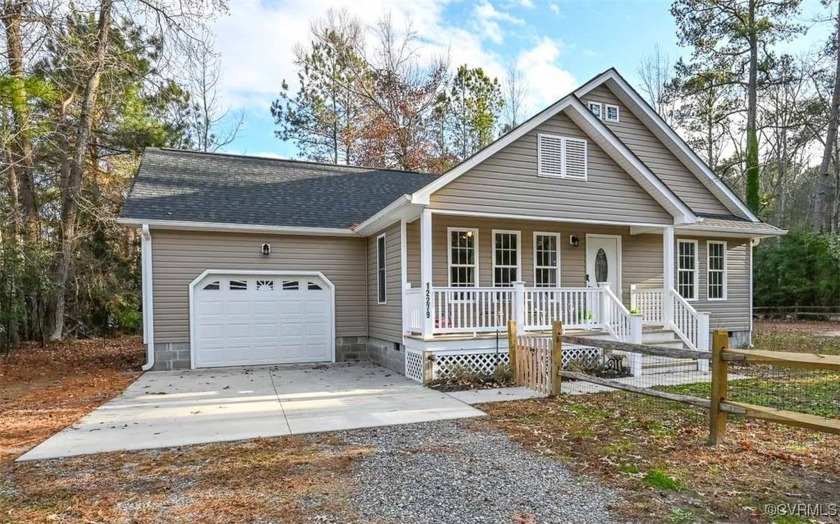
[595,248,609,283]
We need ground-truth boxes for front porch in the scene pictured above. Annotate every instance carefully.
[398,210,712,381]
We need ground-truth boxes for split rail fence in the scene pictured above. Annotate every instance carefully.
[507,320,840,442]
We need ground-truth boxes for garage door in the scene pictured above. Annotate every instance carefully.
[192,273,333,368]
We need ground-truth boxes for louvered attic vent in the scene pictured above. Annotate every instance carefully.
[537,134,587,180]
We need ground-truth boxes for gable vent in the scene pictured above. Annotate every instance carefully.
[538,134,587,180]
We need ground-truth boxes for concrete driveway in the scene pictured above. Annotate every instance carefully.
[19,363,483,461]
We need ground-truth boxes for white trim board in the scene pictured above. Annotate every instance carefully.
[575,68,759,222]
[428,208,672,229]
[118,218,357,237]
[187,270,337,370]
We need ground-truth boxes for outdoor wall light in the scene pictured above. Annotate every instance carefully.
[569,234,580,247]
[261,243,271,256]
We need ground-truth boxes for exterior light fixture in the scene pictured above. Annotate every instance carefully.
[261,243,271,256]
[569,235,580,247]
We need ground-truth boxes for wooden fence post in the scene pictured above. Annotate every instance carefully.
[551,320,563,396]
[508,320,518,378]
[708,329,729,445]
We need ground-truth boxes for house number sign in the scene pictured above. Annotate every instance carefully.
[425,283,431,319]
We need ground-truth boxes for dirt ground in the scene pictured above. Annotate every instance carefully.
[0,337,145,463]
[476,319,840,523]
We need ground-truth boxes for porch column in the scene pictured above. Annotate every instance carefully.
[421,208,435,340]
[697,312,710,372]
[513,281,525,332]
[662,226,675,328]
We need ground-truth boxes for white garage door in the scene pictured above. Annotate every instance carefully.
[192,273,333,368]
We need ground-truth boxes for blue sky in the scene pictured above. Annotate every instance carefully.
[210,0,831,158]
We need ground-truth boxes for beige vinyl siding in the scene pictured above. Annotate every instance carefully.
[585,85,732,216]
[674,236,751,332]
[429,112,673,225]
[367,222,403,343]
[424,215,663,303]
[406,219,421,286]
[151,229,367,343]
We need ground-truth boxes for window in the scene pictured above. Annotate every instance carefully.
[605,104,620,123]
[308,281,323,290]
[537,134,587,180]
[377,234,387,304]
[492,230,521,287]
[229,280,247,291]
[587,101,602,119]
[448,228,478,287]
[203,280,220,291]
[256,279,274,291]
[677,240,698,300]
[281,280,299,290]
[707,241,727,300]
[534,233,560,287]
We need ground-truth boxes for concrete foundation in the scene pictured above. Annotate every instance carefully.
[368,336,405,374]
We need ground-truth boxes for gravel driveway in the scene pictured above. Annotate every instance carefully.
[323,420,620,523]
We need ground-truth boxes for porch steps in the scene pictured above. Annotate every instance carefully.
[640,326,699,374]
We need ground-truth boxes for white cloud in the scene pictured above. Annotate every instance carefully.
[549,4,560,15]
[520,0,535,8]
[472,0,525,44]
[516,37,576,110]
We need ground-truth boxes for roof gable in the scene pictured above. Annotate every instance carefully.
[575,69,759,222]
[414,92,696,224]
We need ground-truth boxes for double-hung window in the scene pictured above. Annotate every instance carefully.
[677,239,698,300]
[707,241,727,300]
[376,234,386,304]
[449,228,478,287]
[534,233,560,287]
[492,230,521,287]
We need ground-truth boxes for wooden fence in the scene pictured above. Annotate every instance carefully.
[754,305,840,320]
[507,321,840,442]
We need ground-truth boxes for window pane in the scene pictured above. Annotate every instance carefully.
[229,280,247,291]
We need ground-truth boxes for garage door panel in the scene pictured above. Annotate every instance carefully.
[193,273,334,368]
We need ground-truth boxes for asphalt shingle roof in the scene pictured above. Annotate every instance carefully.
[120,148,438,229]
[693,213,786,234]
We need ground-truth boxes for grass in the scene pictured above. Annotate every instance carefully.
[473,320,840,523]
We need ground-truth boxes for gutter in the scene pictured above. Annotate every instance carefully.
[140,224,155,371]
[117,218,356,237]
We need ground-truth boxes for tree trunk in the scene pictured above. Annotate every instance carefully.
[1,0,38,240]
[811,0,840,232]
[50,0,112,340]
[745,0,761,213]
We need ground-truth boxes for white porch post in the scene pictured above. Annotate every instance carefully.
[697,312,710,372]
[421,208,435,340]
[598,282,611,326]
[629,313,644,377]
[513,281,525,332]
[662,226,675,328]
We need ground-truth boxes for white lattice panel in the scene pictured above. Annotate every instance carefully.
[431,349,510,380]
[405,348,424,382]
[562,344,602,367]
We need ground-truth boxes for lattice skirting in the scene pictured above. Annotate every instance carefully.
[430,349,510,380]
[405,348,425,382]
[562,344,602,367]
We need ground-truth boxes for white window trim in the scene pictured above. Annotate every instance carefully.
[491,229,522,287]
[587,101,603,119]
[537,133,588,181]
[447,227,479,287]
[376,233,387,304]
[604,103,620,123]
[533,232,561,287]
[706,240,728,301]
[677,239,699,302]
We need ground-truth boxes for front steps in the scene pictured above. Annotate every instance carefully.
[641,325,701,375]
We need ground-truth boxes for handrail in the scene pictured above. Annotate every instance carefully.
[669,288,701,350]
[601,285,633,342]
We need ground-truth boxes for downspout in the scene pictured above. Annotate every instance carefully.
[141,224,155,371]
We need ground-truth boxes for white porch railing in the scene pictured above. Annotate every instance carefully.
[525,287,602,330]
[669,289,710,354]
[630,285,665,325]
[431,287,514,334]
[403,286,423,334]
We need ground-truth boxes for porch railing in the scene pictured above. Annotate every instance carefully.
[630,286,665,325]
[670,289,710,354]
[431,287,514,334]
[403,286,423,334]
[525,287,602,330]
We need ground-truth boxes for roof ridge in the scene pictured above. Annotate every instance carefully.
[153,147,436,177]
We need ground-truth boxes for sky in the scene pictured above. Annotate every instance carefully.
[208,0,832,159]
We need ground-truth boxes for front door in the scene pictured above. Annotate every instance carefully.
[585,235,622,299]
